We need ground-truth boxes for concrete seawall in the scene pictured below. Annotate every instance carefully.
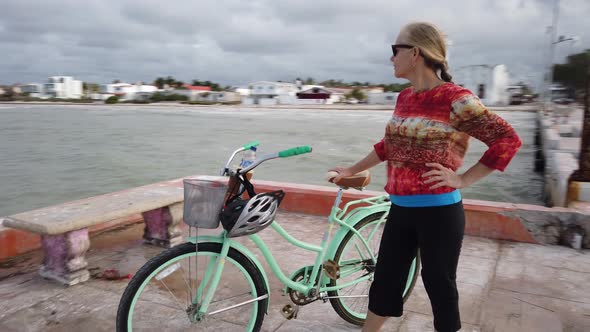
[2,175,589,262]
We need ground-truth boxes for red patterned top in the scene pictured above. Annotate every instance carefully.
[374,82,522,195]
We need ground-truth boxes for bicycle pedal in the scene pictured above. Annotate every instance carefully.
[323,259,340,280]
[281,304,299,320]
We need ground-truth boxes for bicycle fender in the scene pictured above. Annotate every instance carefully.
[188,235,271,313]
[324,205,389,262]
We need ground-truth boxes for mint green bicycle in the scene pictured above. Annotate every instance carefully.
[116,141,420,331]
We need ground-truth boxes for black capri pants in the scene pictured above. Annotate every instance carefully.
[368,201,465,332]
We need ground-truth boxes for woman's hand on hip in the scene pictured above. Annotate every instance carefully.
[422,163,464,190]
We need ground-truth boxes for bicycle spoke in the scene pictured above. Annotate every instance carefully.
[158,279,188,313]
[138,312,187,325]
[340,265,364,279]
[353,285,370,310]
[178,264,194,305]
[342,280,360,296]
[135,296,186,312]
[208,291,253,307]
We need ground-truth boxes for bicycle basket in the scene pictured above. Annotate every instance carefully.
[183,179,228,228]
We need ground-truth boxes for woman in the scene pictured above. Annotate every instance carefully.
[330,22,522,332]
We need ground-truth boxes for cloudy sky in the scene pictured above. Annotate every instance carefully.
[1,0,588,90]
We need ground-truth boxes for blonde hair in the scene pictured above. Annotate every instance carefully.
[403,22,452,82]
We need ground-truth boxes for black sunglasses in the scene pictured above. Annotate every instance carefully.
[391,44,415,56]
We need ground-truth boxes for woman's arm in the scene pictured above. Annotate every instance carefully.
[329,138,386,182]
[450,93,523,172]
[330,149,383,183]
[423,91,522,190]
[459,162,495,187]
[422,161,494,189]
[348,149,383,174]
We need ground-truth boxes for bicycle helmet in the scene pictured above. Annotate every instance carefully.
[220,190,285,237]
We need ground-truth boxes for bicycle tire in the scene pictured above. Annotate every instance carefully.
[116,242,268,332]
[327,212,420,326]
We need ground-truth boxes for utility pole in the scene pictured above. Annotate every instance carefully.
[541,0,560,111]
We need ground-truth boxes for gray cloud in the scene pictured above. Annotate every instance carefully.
[0,0,588,90]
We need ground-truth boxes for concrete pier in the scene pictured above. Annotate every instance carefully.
[1,212,589,331]
[1,176,589,330]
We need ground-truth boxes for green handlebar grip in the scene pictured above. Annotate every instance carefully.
[278,146,312,158]
[243,140,260,150]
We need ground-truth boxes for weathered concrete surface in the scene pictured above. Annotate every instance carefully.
[1,211,588,331]
[2,180,184,285]
[3,180,183,235]
[545,152,579,207]
[141,202,184,248]
[507,207,590,249]
[39,228,90,286]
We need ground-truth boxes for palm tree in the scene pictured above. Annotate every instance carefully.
[154,77,165,89]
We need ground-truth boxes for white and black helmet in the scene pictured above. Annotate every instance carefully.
[220,190,285,237]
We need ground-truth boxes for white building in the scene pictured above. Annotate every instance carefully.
[172,85,212,101]
[295,86,334,104]
[21,77,83,99]
[43,76,83,99]
[20,83,44,98]
[97,83,131,100]
[361,87,384,95]
[453,64,511,106]
[193,91,242,103]
[99,83,158,101]
[232,87,251,96]
[367,92,399,105]
[325,88,351,103]
[243,81,299,105]
[100,83,122,94]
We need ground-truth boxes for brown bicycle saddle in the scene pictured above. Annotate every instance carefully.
[326,170,371,190]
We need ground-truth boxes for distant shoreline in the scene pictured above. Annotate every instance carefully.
[0,101,540,112]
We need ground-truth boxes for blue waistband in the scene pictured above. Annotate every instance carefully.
[389,190,462,207]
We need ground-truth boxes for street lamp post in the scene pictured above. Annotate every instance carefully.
[541,0,560,112]
[541,0,580,111]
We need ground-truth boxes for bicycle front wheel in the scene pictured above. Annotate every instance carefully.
[327,212,420,326]
[116,242,268,332]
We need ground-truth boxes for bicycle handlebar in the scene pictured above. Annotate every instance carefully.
[225,143,312,175]
[278,146,312,158]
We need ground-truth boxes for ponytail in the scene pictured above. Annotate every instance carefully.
[439,61,453,83]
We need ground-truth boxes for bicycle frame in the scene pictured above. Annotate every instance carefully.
[187,191,391,316]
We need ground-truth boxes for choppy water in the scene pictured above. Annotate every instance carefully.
[0,104,543,216]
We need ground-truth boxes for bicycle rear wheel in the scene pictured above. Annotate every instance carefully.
[116,242,268,331]
[327,212,420,326]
